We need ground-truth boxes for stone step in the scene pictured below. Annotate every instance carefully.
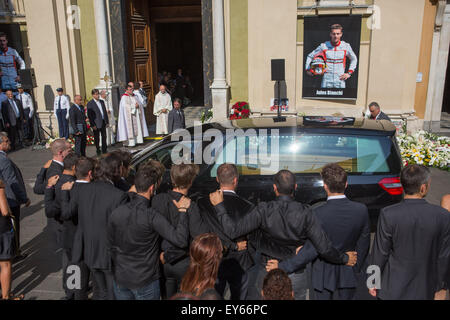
[184,106,210,127]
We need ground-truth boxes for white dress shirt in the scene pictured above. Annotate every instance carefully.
[327,195,347,201]
[53,159,64,167]
[53,95,70,119]
[9,99,20,118]
[17,92,34,117]
[94,99,105,120]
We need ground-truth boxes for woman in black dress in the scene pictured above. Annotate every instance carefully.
[0,180,23,300]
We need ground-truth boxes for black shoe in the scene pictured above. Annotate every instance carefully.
[96,150,101,157]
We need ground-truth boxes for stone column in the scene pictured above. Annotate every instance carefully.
[211,0,229,121]
[202,0,214,108]
[93,0,112,88]
[424,1,450,132]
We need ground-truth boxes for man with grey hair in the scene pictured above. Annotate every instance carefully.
[0,132,30,259]
[368,102,391,121]
[370,165,450,300]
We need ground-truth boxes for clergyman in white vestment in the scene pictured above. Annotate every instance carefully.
[100,90,115,146]
[153,84,172,135]
[117,85,149,147]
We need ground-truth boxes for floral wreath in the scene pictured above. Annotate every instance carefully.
[230,101,250,120]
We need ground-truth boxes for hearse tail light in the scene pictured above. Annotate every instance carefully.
[378,177,403,195]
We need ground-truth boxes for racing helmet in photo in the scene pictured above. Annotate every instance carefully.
[309,52,327,75]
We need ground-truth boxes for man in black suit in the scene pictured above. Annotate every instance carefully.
[45,139,72,182]
[87,89,109,156]
[61,153,129,300]
[1,89,25,150]
[70,95,87,157]
[197,164,255,300]
[58,157,95,300]
[0,132,30,259]
[108,165,190,300]
[32,139,71,196]
[370,165,450,300]
[266,164,370,300]
[369,101,391,121]
[44,153,87,300]
[210,170,357,300]
[168,98,185,134]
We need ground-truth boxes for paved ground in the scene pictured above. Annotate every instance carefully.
[4,132,450,300]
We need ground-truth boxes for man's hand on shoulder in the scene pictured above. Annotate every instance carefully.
[61,181,74,191]
[173,196,191,213]
[266,260,279,272]
[44,160,53,169]
[209,190,224,206]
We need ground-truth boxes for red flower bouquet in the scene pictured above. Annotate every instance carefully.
[230,101,250,120]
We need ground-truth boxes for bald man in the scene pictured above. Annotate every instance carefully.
[46,139,72,182]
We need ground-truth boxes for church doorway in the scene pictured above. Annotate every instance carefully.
[155,22,204,106]
[126,0,205,131]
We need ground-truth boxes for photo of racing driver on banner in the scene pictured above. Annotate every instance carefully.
[303,15,361,100]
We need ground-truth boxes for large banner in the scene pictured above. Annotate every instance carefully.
[303,15,361,100]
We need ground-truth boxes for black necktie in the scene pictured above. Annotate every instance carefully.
[58,97,61,110]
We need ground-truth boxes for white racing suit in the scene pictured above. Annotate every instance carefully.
[305,41,357,89]
[0,47,26,90]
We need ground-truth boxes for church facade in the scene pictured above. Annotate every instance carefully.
[3,0,450,136]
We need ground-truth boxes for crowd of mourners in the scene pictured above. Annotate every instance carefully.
[0,135,449,300]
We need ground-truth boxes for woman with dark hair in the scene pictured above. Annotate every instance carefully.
[93,152,123,186]
[0,180,24,300]
[180,233,223,299]
[152,163,209,299]
[262,269,294,300]
[111,150,133,192]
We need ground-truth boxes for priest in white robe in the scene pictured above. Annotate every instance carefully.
[117,84,149,147]
[100,90,116,146]
[153,84,172,135]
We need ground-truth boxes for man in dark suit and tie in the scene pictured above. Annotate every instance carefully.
[87,89,109,156]
[197,164,255,300]
[168,98,185,134]
[266,163,370,300]
[369,102,391,121]
[370,164,450,300]
[210,170,358,300]
[1,89,25,151]
[45,139,72,184]
[70,95,87,157]
[57,157,96,300]
[61,153,129,300]
[0,132,30,259]
[44,153,82,300]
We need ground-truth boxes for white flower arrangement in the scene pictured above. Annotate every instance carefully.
[397,130,449,171]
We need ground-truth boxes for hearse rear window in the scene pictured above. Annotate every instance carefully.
[211,134,400,176]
